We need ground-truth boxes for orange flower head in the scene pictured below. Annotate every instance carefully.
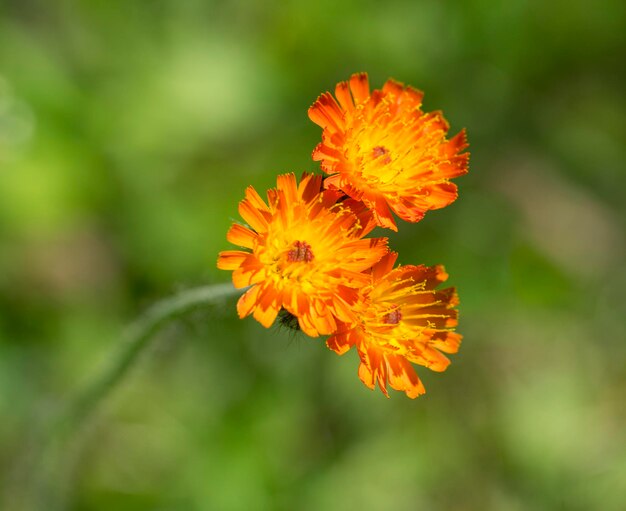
[327,252,461,398]
[217,173,388,337]
[308,73,469,231]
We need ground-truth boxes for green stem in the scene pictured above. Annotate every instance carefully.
[63,282,239,431]
[8,282,240,511]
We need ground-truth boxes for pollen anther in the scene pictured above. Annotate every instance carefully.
[287,240,314,262]
[383,306,402,324]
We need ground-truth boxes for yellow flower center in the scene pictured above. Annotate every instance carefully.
[259,223,328,292]
[341,99,443,196]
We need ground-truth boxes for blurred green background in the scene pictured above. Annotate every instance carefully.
[1,0,625,510]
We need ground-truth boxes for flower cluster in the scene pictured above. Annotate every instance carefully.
[218,73,468,398]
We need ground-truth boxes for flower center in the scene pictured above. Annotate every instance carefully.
[372,145,387,158]
[287,240,314,262]
[372,145,391,163]
[383,306,402,325]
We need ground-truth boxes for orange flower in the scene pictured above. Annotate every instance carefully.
[308,73,469,231]
[217,173,388,337]
[326,252,461,398]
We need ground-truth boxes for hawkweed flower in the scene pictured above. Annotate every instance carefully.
[217,173,388,337]
[308,72,469,231]
[326,252,461,398]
